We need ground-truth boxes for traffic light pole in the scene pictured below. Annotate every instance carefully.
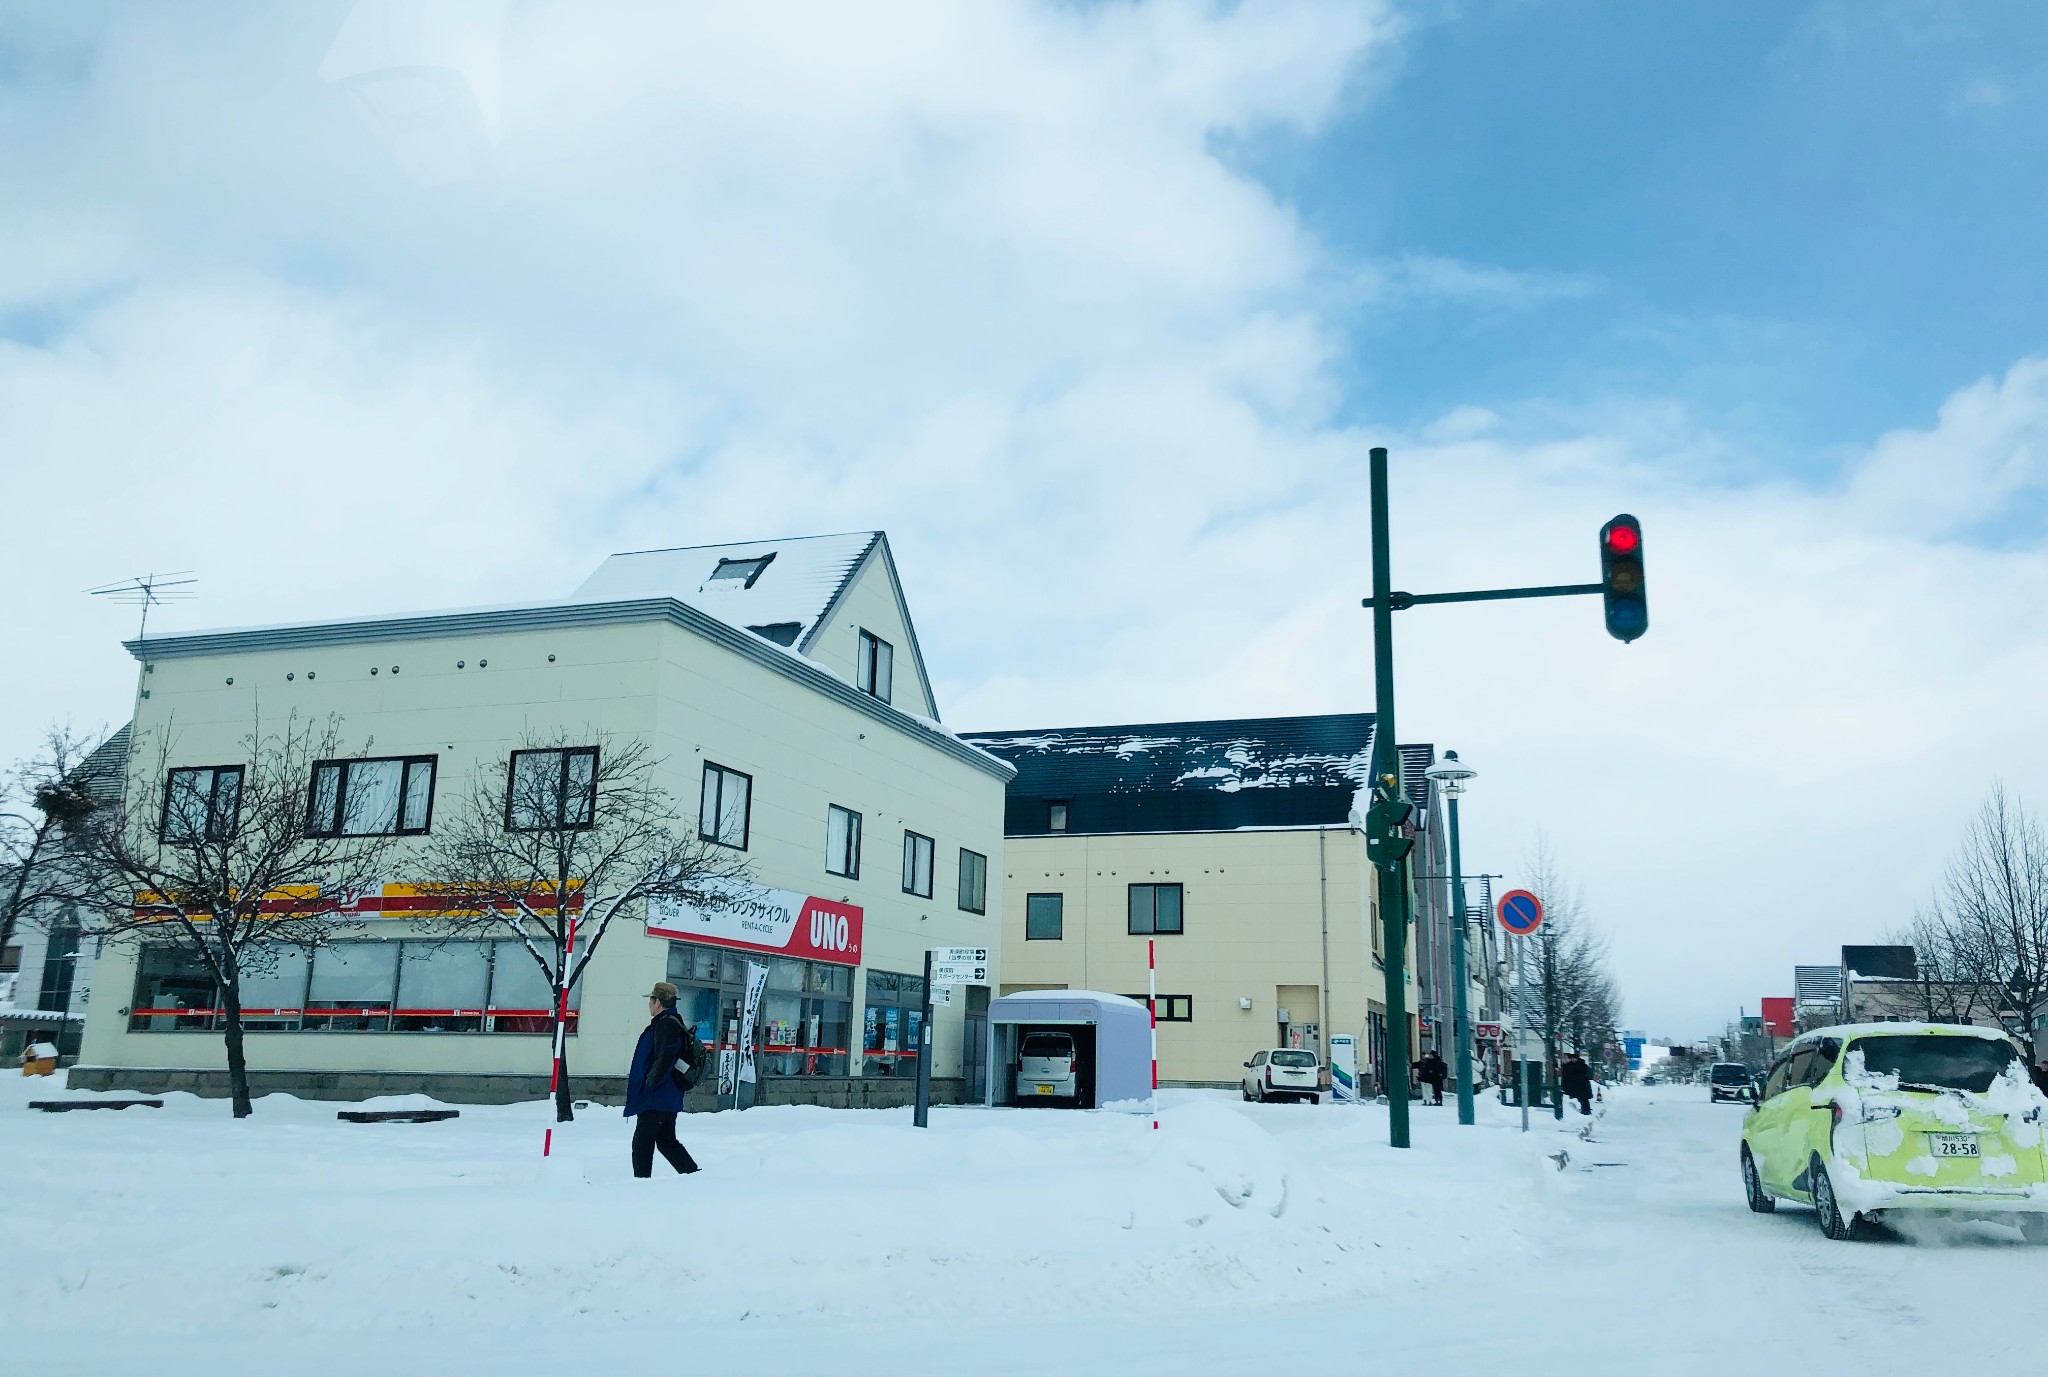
[1368,446,1414,1151]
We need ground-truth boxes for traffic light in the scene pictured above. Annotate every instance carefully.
[1599,514,1647,643]
[1364,773,1415,871]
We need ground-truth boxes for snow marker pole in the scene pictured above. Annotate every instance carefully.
[1149,939,1158,1131]
[543,915,578,1158]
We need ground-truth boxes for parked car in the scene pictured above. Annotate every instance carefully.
[1739,1023,2048,1241]
[1015,1030,1079,1103]
[1243,1048,1320,1103]
[1708,1062,1755,1102]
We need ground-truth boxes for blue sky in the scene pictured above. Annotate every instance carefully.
[5,1,2048,1036]
[1250,1,2048,476]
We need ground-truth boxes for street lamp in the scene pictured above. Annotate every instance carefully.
[1425,749,1479,1126]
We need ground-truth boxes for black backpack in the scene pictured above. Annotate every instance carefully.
[670,1019,707,1092]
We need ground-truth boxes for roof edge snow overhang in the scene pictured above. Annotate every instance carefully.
[123,598,1016,784]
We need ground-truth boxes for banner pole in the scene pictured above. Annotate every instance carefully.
[1149,939,1158,1131]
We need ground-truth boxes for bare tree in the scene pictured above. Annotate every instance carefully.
[73,715,395,1117]
[1914,785,2048,1045]
[0,726,109,967]
[417,730,753,1123]
[1889,905,1998,1025]
[1520,838,1622,1089]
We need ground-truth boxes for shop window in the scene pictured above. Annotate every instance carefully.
[862,968,926,1077]
[161,765,243,842]
[958,848,987,914]
[238,945,312,1031]
[1026,893,1064,940]
[306,756,436,837]
[857,630,893,703]
[826,804,862,878]
[304,943,398,1031]
[130,945,218,1031]
[901,830,934,898]
[394,942,490,1032]
[487,939,580,1033]
[1128,883,1183,936]
[699,763,752,850]
[506,747,598,831]
[664,940,851,1077]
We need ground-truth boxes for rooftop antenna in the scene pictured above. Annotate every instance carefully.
[87,571,197,643]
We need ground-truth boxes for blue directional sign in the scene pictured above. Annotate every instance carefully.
[1497,889,1544,937]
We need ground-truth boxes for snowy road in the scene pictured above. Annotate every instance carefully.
[5,1080,2040,1373]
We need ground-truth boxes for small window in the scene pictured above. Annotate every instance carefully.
[306,756,437,837]
[506,748,598,831]
[901,830,934,898]
[857,629,893,703]
[161,765,244,842]
[0,945,20,973]
[746,621,802,646]
[1128,883,1184,935]
[826,804,862,878]
[958,849,988,914]
[699,763,752,850]
[1048,801,1069,832]
[1025,893,1064,941]
[710,553,775,587]
[1125,994,1192,1022]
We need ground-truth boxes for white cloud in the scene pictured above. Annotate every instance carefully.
[4,1,2047,1039]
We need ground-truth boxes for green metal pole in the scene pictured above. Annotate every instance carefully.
[1369,446,1413,1150]
[1447,792,1475,1126]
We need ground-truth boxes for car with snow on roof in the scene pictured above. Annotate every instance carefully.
[1738,1023,2048,1241]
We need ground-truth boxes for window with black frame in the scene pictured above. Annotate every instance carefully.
[958,848,987,914]
[826,804,862,878]
[306,756,436,837]
[506,747,598,831]
[856,629,893,702]
[699,762,751,849]
[902,830,934,898]
[161,765,243,842]
[1025,893,1063,940]
[1128,882,1183,935]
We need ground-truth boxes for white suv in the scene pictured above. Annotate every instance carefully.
[1015,1030,1080,1103]
[1243,1048,1320,1104]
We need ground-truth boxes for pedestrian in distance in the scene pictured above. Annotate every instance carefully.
[626,982,706,1178]
[1560,1051,1594,1116]
[1418,1049,1448,1106]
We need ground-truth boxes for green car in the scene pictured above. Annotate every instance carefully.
[1739,1023,2048,1240]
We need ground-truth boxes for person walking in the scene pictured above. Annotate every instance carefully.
[1418,1049,1448,1106]
[626,982,702,1178]
[1560,1051,1594,1116]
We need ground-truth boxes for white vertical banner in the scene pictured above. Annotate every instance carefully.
[1330,1033,1361,1104]
[738,960,769,1085]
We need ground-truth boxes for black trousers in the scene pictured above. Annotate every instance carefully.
[631,1111,699,1177]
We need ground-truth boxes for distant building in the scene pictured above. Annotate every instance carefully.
[962,714,1436,1092]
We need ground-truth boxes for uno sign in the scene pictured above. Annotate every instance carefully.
[647,886,864,966]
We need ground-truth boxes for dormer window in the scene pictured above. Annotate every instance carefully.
[1048,801,1069,832]
[857,629,893,704]
[709,553,776,588]
[747,622,802,647]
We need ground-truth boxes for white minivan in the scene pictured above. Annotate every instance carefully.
[1015,1030,1080,1103]
[1244,1048,1320,1103]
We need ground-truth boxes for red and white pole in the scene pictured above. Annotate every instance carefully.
[542,915,578,1158]
[1149,938,1159,1131]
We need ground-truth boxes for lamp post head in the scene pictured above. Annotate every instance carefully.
[1425,749,1477,795]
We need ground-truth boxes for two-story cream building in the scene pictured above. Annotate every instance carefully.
[961,715,1431,1093]
[71,532,1013,1108]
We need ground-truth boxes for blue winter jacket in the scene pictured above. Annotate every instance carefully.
[623,1009,689,1116]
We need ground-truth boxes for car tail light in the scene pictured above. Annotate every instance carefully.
[1830,1103,1843,1128]
[1068,1057,1077,1076]
[1266,1066,1274,1085]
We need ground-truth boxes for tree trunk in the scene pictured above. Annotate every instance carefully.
[221,971,253,1119]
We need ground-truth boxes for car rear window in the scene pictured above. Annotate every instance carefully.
[1272,1050,1317,1068]
[1021,1033,1073,1058]
[1711,1065,1749,1083]
[1851,1035,2017,1093]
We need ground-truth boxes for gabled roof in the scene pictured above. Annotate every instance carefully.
[573,532,883,652]
[71,724,131,802]
[963,713,1385,836]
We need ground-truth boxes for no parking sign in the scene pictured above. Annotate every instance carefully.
[1497,889,1544,937]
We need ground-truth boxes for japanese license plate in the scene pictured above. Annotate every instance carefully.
[1035,1084,1055,1095]
[1928,1134,1979,1158]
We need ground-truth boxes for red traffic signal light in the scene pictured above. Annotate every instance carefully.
[1599,514,1647,642]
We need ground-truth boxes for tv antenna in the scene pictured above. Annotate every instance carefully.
[87,571,197,642]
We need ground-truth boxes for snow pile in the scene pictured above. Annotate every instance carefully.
[0,1079,1546,1339]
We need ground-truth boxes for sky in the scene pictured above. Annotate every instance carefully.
[5,0,2048,1039]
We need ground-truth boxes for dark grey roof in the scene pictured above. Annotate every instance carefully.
[71,724,132,802]
[962,714,1392,836]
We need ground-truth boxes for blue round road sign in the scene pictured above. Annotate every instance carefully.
[1497,889,1544,937]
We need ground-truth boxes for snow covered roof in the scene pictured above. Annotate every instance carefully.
[964,714,1392,835]
[572,532,882,652]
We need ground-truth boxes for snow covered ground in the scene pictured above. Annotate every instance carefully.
[3,1076,2041,1373]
